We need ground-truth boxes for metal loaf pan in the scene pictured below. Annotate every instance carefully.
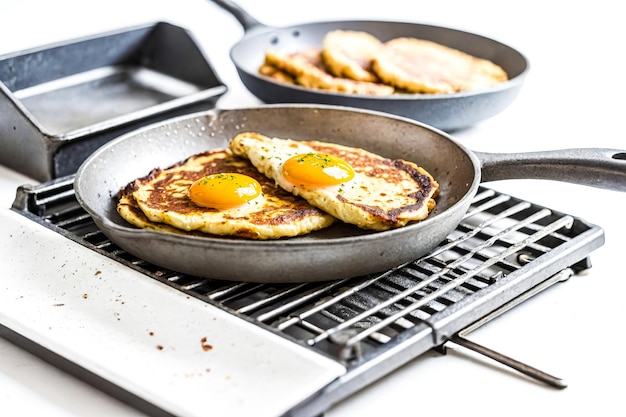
[0,21,227,182]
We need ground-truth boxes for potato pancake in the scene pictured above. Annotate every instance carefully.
[262,48,395,95]
[118,149,335,239]
[118,183,207,236]
[229,132,439,231]
[372,37,508,93]
[321,30,383,82]
[258,30,508,95]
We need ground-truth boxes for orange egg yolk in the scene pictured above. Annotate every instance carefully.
[188,173,262,209]
[282,153,355,187]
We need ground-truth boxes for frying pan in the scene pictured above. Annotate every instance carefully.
[209,0,529,132]
[74,104,626,283]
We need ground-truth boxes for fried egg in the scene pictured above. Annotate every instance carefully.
[229,132,439,231]
[188,173,263,210]
[118,149,335,239]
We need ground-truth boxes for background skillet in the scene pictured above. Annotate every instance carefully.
[74,105,626,283]
[209,0,529,132]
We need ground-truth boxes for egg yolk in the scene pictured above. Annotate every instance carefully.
[188,173,262,209]
[282,153,355,187]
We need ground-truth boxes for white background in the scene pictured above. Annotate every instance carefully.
[1,0,625,416]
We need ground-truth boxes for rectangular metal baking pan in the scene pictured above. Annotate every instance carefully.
[0,21,227,182]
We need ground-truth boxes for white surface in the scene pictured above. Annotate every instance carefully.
[1,0,625,416]
[0,207,347,417]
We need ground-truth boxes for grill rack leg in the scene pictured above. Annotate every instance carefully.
[441,267,577,389]
[448,334,567,389]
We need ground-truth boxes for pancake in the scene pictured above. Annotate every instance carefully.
[229,132,439,231]
[258,63,297,84]
[261,48,395,95]
[372,37,508,93]
[321,30,382,82]
[117,183,207,236]
[118,149,335,240]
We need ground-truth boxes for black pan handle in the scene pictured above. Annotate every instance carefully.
[209,0,267,32]
[474,148,626,192]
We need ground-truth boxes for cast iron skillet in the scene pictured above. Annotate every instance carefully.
[209,0,529,132]
[74,105,626,283]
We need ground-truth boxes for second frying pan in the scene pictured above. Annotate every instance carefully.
[210,0,529,131]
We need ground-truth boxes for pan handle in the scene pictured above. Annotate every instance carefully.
[209,0,267,32]
[474,148,626,192]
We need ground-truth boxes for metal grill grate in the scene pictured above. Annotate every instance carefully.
[11,175,605,414]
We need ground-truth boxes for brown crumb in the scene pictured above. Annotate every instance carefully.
[201,337,213,352]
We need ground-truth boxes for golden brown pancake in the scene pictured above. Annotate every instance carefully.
[229,132,439,231]
[258,63,297,84]
[117,183,207,236]
[261,48,395,95]
[321,30,382,82]
[372,37,508,93]
[258,30,508,96]
[118,149,335,240]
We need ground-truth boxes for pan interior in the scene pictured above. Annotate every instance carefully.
[76,105,478,244]
[231,20,528,86]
